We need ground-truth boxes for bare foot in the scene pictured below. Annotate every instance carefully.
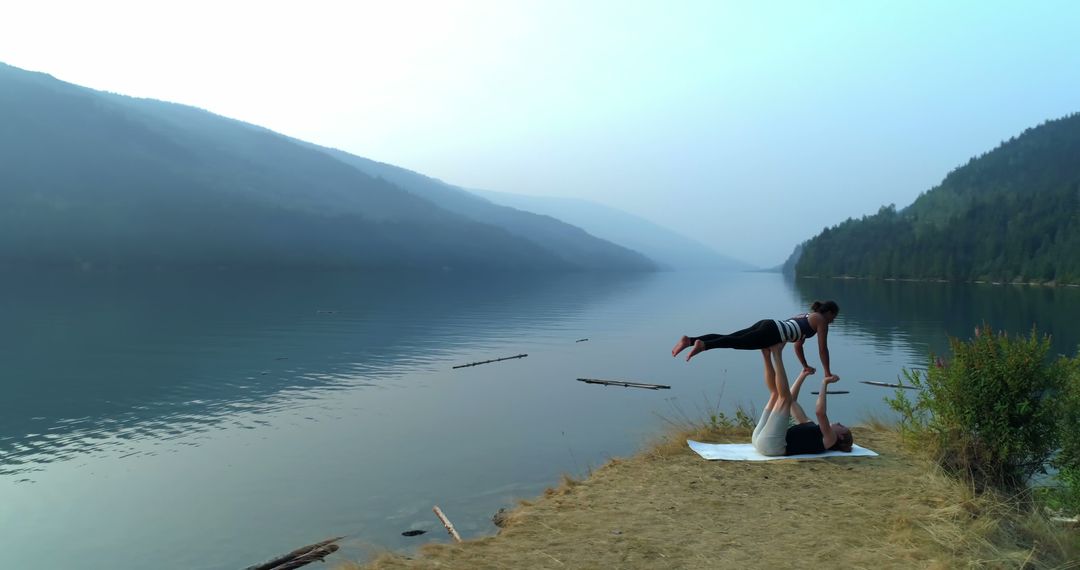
[685,339,706,362]
[671,335,693,358]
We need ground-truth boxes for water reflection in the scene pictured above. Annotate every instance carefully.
[4,270,1078,570]
[0,270,649,477]
[788,277,1080,360]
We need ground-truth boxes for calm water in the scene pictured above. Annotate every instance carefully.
[2,270,1078,569]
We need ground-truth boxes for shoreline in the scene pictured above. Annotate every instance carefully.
[336,425,1074,569]
[794,274,1080,287]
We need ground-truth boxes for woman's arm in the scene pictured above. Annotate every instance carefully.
[794,339,814,374]
[816,320,835,379]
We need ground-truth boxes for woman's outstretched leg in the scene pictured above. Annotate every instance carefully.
[671,335,693,357]
[684,338,707,361]
[672,334,726,358]
[677,320,781,362]
[683,332,745,360]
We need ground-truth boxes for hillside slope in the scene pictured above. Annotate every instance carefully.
[472,189,754,271]
[310,147,656,271]
[0,62,652,272]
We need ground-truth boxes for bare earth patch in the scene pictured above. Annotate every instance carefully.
[343,428,1074,569]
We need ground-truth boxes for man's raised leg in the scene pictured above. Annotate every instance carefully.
[769,344,792,402]
[752,349,779,446]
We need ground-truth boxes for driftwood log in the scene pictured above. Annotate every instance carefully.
[860,380,920,390]
[244,536,343,570]
[452,354,528,369]
[577,378,671,390]
[266,545,339,570]
[433,505,463,542]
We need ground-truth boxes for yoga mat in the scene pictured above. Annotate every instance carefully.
[687,440,879,461]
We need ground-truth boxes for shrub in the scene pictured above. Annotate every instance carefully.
[1052,351,1080,514]
[887,325,1069,491]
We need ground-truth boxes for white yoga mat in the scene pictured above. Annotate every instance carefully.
[687,440,879,461]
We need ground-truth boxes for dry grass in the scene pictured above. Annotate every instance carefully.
[858,411,898,432]
[337,424,1079,570]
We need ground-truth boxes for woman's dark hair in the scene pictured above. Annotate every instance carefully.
[810,300,839,315]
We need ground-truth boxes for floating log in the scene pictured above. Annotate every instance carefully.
[452,354,528,369]
[860,380,920,390]
[810,390,850,395]
[266,545,339,570]
[244,536,344,570]
[575,338,589,343]
[433,505,463,542]
[577,378,671,390]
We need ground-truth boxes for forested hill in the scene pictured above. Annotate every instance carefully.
[794,113,1080,284]
[0,62,654,272]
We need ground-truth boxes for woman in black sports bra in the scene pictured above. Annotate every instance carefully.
[671,300,841,401]
[672,300,838,369]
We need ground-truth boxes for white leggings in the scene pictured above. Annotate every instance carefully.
[752,406,788,456]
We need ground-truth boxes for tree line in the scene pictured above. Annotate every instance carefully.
[795,112,1080,284]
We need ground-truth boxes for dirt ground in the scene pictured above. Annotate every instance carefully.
[343,428,1071,569]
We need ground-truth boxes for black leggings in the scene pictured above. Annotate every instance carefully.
[691,319,782,351]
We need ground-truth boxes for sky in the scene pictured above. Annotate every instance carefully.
[2,0,1079,265]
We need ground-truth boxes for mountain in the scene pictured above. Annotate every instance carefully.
[306,146,656,271]
[468,189,755,271]
[0,62,654,272]
[778,243,803,275]
[793,113,1080,284]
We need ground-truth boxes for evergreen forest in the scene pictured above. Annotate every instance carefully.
[795,113,1080,284]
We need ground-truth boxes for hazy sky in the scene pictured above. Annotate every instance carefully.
[2,1,1078,265]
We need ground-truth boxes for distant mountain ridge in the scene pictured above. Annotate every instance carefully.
[792,113,1080,283]
[307,146,655,271]
[0,62,654,272]
[470,189,754,271]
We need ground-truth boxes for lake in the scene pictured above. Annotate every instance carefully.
[2,270,1078,569]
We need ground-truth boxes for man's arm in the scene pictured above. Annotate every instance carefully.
[794,339,814,374]
[789,368,813,424]
[815,377,838,448]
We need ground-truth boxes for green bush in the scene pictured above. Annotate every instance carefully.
[887,325,1069,491]
[1052,352,1080,513]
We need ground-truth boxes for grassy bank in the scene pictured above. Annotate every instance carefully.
[335,422,1078,569]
